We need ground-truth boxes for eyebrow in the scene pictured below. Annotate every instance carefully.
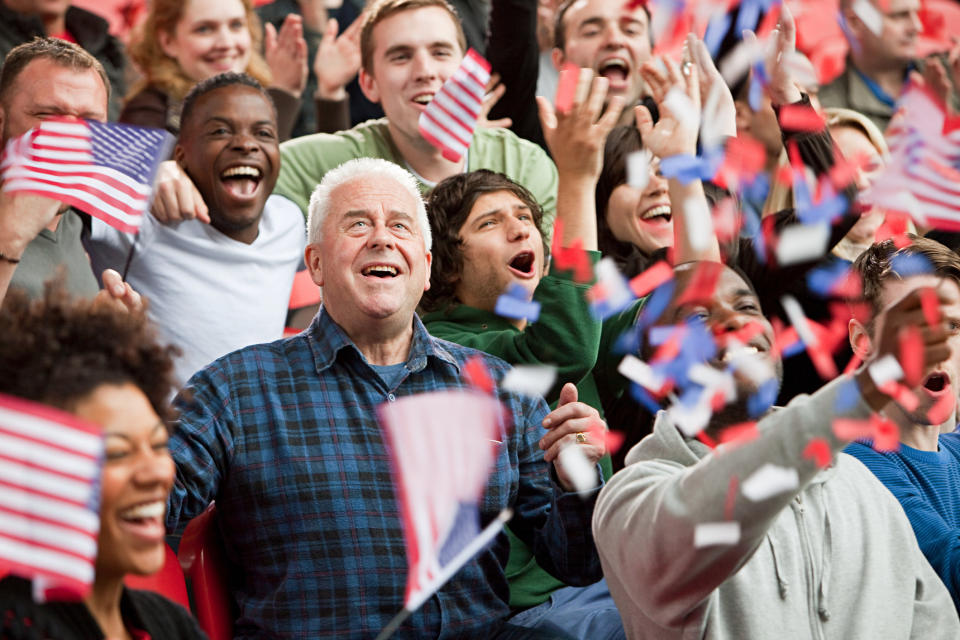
[342,210,414,221]
[383,40,455,58]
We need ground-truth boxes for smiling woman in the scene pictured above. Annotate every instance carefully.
[0,286,205,640]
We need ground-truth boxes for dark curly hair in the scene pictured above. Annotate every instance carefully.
[0,285,180,423]
[180,71,274,133]
[421,170,547,313]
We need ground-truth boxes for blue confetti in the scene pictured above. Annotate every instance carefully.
[494,283,541,322]
[747,378,780,417]
[629,383,664,415]
[834,377,862,412]
[637,279,676,330]
[736,0,763,36]
[797,191,848,226]
[703,12,732,57]
[891,252,933,278]
[807,260,852,297]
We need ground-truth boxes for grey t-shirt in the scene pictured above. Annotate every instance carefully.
[11,209,98,299]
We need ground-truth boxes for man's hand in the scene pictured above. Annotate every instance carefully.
[540,383,607,492]
[855,286,953,411]
[313,14,364,101]
[0,190,63,257]
[151,160,209,224]
[537,69,623,180]
[477,73,513,129]
[92,269,144,314]
[266,14,309,97]
[635,56,701,159]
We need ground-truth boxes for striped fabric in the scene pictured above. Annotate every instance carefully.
[418,49,490,163]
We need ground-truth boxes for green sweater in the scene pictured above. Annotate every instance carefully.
[274,118,559,237]
[422,257,640,608]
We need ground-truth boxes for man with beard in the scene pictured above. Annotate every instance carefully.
[593,260,960,639]
[845,236,960,613]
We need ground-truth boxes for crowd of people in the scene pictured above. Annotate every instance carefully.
[2,0,960,637]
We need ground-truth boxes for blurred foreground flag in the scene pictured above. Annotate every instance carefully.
[418,49,490,162]
[0,394,104,602]
[0,117,173,233]
[869,83,960,230]
[377,389,509,634]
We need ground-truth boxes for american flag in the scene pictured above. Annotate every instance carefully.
[0,394,104,602]
[867,82,960,230]
[377,389,508,618]
[0,117,173,233]
[418,49,491,163]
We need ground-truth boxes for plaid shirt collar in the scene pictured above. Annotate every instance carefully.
[307,305,460,375]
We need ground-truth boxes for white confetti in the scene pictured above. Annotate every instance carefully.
[869,354,905,387]
[694,521,741,547]
[668,395,713,437]
[627,149,652,190]
[852,0,884,36]
[683,193,714,253]
[741,464,800,501]
[556,444,600,494]
[775,222,830,266]
[618,354,666,392]
[663,87,698,133]
[502,365,558,398]
[594,257,635,313]
[781,294,817,347]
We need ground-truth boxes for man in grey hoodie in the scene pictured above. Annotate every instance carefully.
[593,260,960,639]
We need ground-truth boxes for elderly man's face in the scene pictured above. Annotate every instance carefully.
[308,176,432,333]
[0,57,108,144]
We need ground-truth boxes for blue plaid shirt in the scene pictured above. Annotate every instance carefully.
[167,308,602,638]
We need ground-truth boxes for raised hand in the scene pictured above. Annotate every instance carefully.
[743,2,802,106]
[314,14,364,101]
[266,14,309,97]
[635,56,701,159]
[151,160,209,225]
[686,33,737,142]
[477,73,513,129]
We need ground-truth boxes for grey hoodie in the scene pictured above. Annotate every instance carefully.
[594,375,960,639]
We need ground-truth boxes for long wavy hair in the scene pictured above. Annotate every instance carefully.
[127,0,271,103]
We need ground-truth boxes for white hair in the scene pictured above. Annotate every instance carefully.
[306,158,432,251]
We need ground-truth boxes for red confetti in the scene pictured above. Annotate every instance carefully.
[628,261,673,298]
[712,197,741,245]
[927,391,956,426]
[778,104,826,131]
[551,219,592,283]
[877,380,919,412]
[714,136,767,190]
[586,282,608,303]
[463,355,494,393]
[920,288,942,327]
[808,344,839,380]
[874,211,910,244]
[719,421,760,446]
[602,429,626,455]
[871,414,900,452]
[675,261,724,307]
[899,326,924,387]
[554,62,580,115]
[833,418,873,441]
[710,389,727,412]
[803,438,832,468]
[723,474,739,521]
[652,328,684,363]
[842,352,863,375]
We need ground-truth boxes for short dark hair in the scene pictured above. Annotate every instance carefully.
[554,0,653,53]
[0,37,109,106]
[421,170,545,313]
[360,0,467,74]
[0,285,179,423]
[179,72,274,135]
[853,235,960,325]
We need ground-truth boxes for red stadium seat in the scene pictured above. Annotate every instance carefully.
[178,503,235,640]
[124,543,191,610]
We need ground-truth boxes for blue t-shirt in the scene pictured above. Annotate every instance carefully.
[845,433,960,611]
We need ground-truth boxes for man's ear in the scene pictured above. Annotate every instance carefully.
[173,143,185,167]
[358,68,381,104]
[422,250,433,292]
[550,48,565,73]
[304,244,323,287]
[849,317,873,360]
[734,100,753,136]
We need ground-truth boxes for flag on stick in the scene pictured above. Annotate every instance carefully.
[418,49,491,162]
[377,389,507,637]
[0,394,104,602]
[0,117,173,233]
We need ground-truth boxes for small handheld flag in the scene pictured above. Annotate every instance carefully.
[0,117,173,233]
[418,49,491,162]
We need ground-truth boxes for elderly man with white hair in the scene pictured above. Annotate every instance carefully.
[165,157,606,639]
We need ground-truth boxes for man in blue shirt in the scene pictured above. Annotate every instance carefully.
[166,156,606,638]
[845,235,960,611]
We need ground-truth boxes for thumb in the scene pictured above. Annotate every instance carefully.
[558,382,578,406]
[536,95,557,132]
[101,268,125,297]
[325,17,339,40]
[634,104,653,137]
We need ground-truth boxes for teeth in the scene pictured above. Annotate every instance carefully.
[221,166,261,179]
[600,59,629,72]
[363,265,398,276]
[642,205,672,220]
[119,501,164,520]
[721,345,760,363]
[412,95,433,105]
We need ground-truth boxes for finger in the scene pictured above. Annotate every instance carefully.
[584,75,609,121]
[545,436,604,463]
[121,282,143,313]
[194,190,210,224]
[596,95,626,133]
[640,60,669,101]
[573,67,594,108]
[558,381,578,406]
[635,103,654,137]
[324,16,339,40]
[344,12,366,39]
[541,417,604,452]
[686,60,701,110]
[486,72,502,93]
[484,81,507,107]
[536,95,558,132]
[485,117,513,128]
[101,268,125,297]
[172,174,198,222]
[778,2,796,52]
[265,22,278,52]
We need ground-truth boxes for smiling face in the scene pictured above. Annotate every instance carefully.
[554,0,651,108]
[306,175,432,336]
[866,275,960,426]
[72,383,175,580]
[605,158,672,255]
[657,264,780,405]
[174,83,279,244]
[452,190,546,313]
[158,0,252,83]
[358,6,464,148]
[0,58,108,143]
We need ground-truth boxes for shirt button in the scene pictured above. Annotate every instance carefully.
[387,393,396,402]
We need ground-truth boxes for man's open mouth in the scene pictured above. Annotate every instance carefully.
[508,251,535,276]
[220,165,262,198]
[412,93,434,106]
[923,372,949,394]
[362,264,399,278]
[598,58,630,85]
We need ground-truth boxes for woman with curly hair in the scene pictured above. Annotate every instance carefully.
[120,0,306,140]
[0,287,205,639]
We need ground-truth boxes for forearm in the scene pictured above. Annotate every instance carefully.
[669,178,720,263]
[556,174,599,250]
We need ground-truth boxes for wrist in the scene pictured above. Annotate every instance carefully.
[315,83,347,101]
